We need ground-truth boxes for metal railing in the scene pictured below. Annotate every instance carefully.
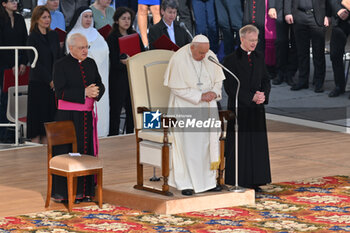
[0,46,38,146]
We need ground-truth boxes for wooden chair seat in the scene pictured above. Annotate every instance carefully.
[45,121,103,212]
[138,130,174,144]
[50,155,103,172]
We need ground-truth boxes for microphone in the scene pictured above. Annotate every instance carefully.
[179,22,193,40]
[208,55,244,193]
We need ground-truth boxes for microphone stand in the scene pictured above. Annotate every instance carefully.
[179,22,193,40]
[208,56,245,193]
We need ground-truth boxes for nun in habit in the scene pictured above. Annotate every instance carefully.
[66,7,110,137]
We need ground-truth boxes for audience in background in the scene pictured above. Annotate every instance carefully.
[215,0,243,57]
[285,0,330,93]
[243,0,277,80]
[177,0,193,34]
[137,0,161,48]
[191,0,218,53]
[329,0,350,97]
[59,0,91,27]
[115,0,138,13]
[45,0,65,30]
[66,7,110,137]
[269,0,297,86]
[0,0,28,142]
[90,0,115,29]
[26,5,60,143]
[107,7,143,135]
[148,0,192,49]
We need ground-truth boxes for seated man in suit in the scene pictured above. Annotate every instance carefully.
[148,0,192,49]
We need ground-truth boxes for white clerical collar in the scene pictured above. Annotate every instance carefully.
[240,45,251,55]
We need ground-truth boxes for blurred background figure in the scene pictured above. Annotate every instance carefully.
[0,0,28,142]
[269,0,297,86]
[215,0,243,56]
[115,0,138,13]
[137,0,161,48]
[107,7,144,135]
[59,0,91,27]
[44,0,65,30]
[191,0,218,53]
[328,0,350,97]
[90,0,115,29]
[177,0,193,34]
[26,5,60,143]
[66,7,110,137]
[243,0,277,80]
[285,0,330,93]
[148,0,192,49]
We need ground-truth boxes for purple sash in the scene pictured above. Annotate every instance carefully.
[58,97,99,156]
[265,0,276,66]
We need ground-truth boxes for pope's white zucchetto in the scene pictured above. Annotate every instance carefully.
[192,35,209,43]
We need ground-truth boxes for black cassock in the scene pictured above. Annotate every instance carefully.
[243,0,266,53]
[223,47,271,188]
[52,54,105,200]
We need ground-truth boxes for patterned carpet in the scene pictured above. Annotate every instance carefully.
[1,176,350,232]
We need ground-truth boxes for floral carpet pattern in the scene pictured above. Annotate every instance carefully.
[1,176,350,232]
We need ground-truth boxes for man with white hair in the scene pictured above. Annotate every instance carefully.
[164,35,225,196]
[52,33,104,203]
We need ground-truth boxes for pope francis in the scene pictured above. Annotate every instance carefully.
[164,35,225,196]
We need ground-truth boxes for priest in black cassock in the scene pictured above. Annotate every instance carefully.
[223,24,271,192]
[52,33,105,202]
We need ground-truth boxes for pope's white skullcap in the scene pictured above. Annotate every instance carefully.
[192,34,209,43]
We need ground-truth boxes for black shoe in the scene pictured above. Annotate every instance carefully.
[328,88,344,97]
[272,76,284,85]
[314,87,324,93]
[252,185,263,193]
[181,189,194,196]
[208,185,223,192]
[285,74,295,86]
[74,199,81,204]
[82,197,92,202]
[291,82,308,91]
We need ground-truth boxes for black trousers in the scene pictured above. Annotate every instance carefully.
[109,73,134,136]
[275,19,298,77]
[294,12,326,88]
[330,21,350,91]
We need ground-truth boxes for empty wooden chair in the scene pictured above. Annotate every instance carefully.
[44,120,103,212]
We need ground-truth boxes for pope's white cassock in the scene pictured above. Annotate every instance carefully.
[163,41,225,193]
[66,9,110,137]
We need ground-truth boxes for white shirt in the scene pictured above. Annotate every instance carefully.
[163,19,176,44]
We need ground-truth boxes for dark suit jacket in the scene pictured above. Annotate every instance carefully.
[148,19,192,49]
[284,0,331,26]
[0,12,28,68]
[329,0,350,25]
[27,30,60,85]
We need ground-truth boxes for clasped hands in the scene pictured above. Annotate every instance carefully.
[201,91,217,102]
[253,91,265,105]
[85,84,99,98]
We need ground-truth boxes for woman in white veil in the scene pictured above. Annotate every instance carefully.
[66,7,110,137]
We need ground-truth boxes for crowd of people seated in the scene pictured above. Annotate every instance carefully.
[0,0,349,143]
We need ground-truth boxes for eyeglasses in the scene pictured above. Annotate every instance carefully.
[247,39,259,43]
[8,0,18,3]
[75,45,90,50]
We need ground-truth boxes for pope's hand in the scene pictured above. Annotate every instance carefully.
[85,84,99,98]
[201,91,217,102]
